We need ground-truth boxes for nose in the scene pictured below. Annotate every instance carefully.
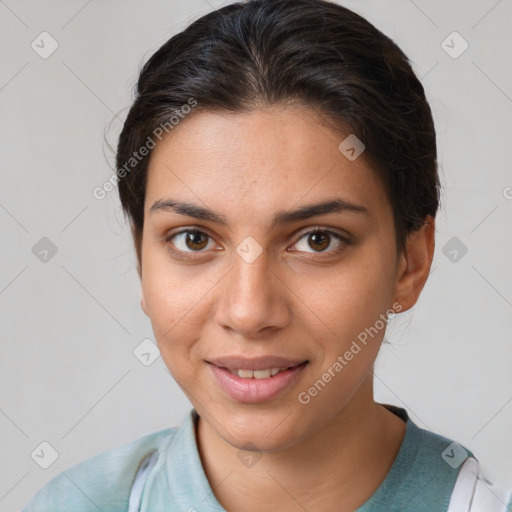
[214,248,291,340]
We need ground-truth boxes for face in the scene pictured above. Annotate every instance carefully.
[140,106,408,452]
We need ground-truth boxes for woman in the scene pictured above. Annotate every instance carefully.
[23,0,511,510]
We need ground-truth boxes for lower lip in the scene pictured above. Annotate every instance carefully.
[208,362,308,404]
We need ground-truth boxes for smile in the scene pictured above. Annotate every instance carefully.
[206,357,309,403]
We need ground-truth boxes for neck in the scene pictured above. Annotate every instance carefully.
[195,377,406,512]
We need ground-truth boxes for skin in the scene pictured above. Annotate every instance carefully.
[139,105,435,511]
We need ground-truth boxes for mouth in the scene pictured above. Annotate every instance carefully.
[206,356,309,404]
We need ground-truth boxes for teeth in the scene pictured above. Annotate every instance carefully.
[236,367,285,379]
[253,369,271,379]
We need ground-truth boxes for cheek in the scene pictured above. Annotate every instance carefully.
[296,244,396,347]
[140,253,213,373]
[294,255,394,419]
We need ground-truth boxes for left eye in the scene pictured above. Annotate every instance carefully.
[293,229,347,253]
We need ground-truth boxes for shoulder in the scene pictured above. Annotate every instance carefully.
[413,420,475,468]
[405,417,476,489]
[406,421,512,512]
[365,405,476,512]
[399,418,512,511]
[386,405,475,475]
[22,427,177,512]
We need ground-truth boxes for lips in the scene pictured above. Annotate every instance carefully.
[206,356,309,403]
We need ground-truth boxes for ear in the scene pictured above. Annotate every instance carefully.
[392,216,435,312]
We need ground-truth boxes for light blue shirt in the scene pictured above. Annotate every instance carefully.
[22,405,477,512]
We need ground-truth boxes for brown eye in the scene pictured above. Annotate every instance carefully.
[308,231,330,251]
[184,231,209,251]
[166,229,216,254]
[293,228,348,254]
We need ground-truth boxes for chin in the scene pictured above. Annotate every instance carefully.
[209,401,311,452]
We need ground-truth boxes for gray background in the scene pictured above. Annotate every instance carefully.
[1,0,511,509]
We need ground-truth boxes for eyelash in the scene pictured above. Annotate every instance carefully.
[164,226,351,260]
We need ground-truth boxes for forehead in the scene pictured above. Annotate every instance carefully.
[144,107,390,225]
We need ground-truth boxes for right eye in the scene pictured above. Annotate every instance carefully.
[165,228,219,258]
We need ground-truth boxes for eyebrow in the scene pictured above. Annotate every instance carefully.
[149,197,368,229]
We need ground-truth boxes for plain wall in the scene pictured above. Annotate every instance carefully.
[0,0,511,509]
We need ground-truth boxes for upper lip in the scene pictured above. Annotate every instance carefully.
[207,356,308,371]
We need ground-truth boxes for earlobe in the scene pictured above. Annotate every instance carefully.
[392,216,435,312]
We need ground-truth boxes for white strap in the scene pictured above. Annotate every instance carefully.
[127,451,159,512]
[447,456,511,512]
[470,475,512,512]
[447,457,479,512]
